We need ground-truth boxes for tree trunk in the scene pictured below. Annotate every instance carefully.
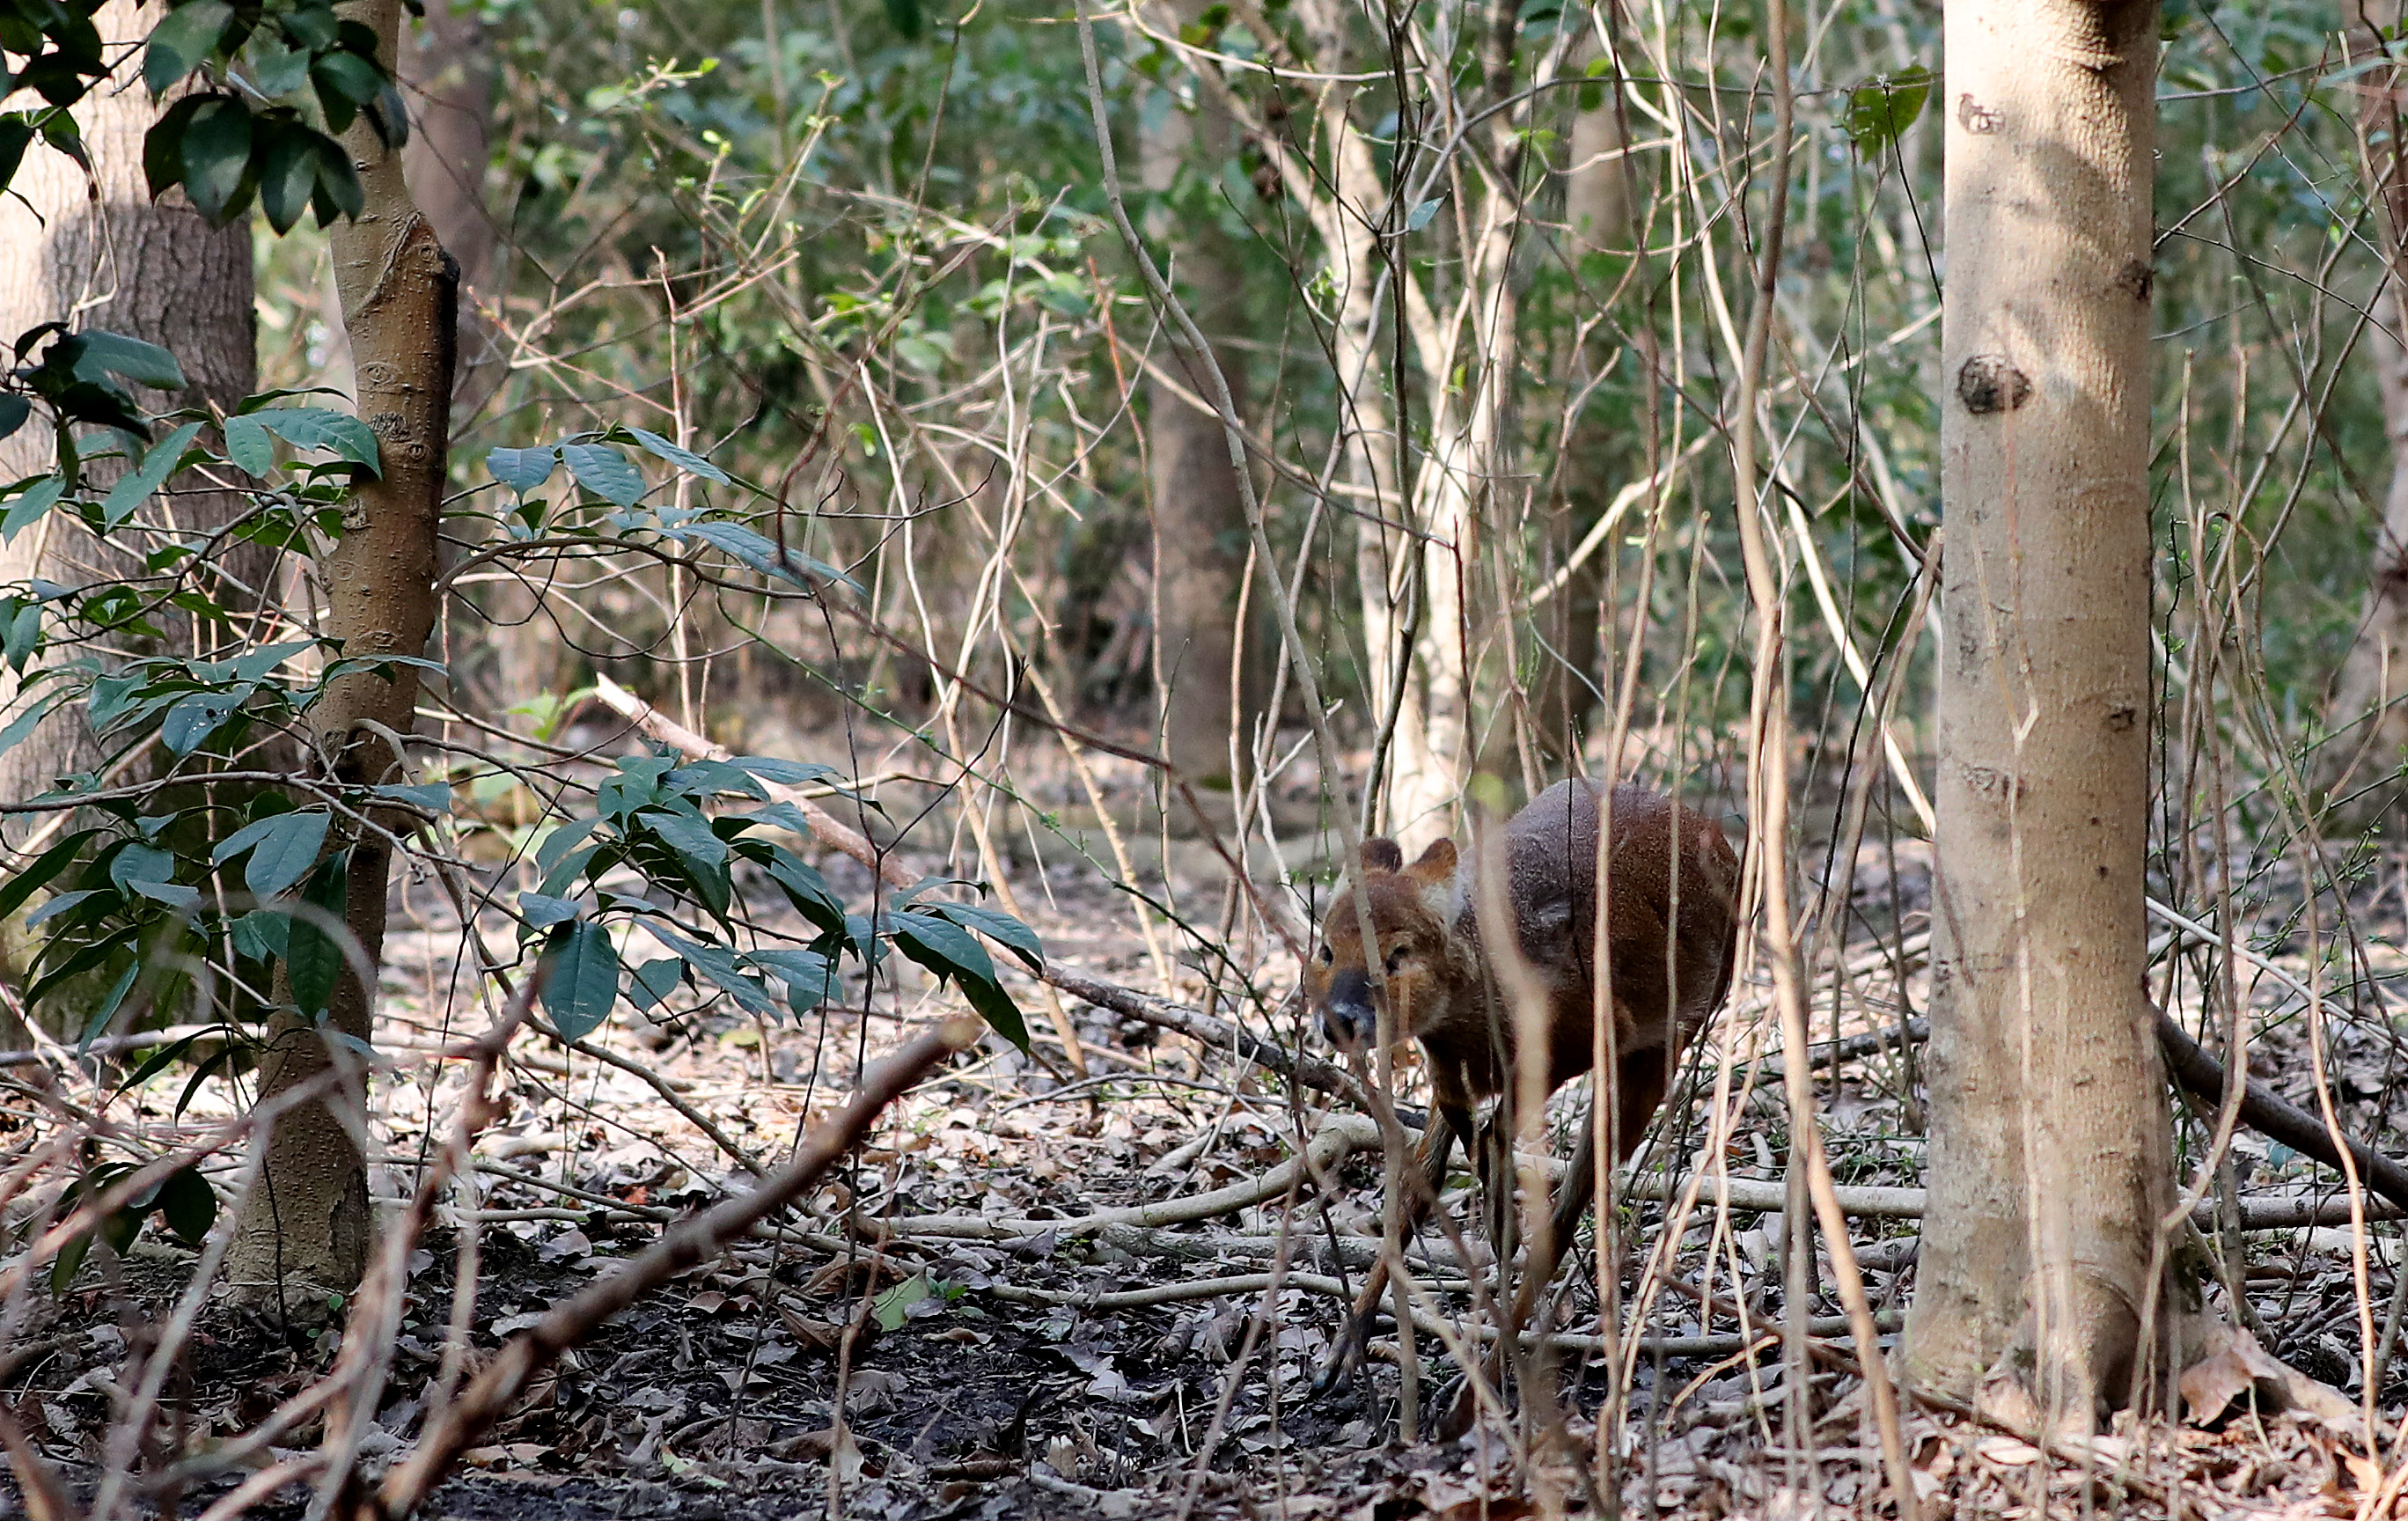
[226,0,457,1301]
[0,4,257,1046]
[1904,0,2186,1423]
[0,0,257,816]
[1523,60,1637,768]
[2316,1,2408,835]
[1139,55,1260,799]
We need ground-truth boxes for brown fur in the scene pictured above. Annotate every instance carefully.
[1307,778,1742,1401]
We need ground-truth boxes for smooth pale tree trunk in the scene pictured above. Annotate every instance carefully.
[227,0,457,1301]
[1521,70,1635,768]
[1905,0,2188,1422]
[0,0,257,816]
[2316,1,2408,834]
[1138,55,1260,799]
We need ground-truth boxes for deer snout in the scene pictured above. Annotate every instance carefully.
[1319,967,1377,1051]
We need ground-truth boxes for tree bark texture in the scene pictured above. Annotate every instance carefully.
[1138,60,1262,795]
[227,0,457,1298]
[1904,0,2184,1422]
[0,0,256,816]
[2317,1,2408,834]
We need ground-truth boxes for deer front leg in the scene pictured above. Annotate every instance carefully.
[1313,1105,1469,1396]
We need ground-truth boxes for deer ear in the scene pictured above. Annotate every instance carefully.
[1407,838,1458,881]
[1359,839,1405,875]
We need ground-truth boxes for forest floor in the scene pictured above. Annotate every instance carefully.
[5,731,2408,1519]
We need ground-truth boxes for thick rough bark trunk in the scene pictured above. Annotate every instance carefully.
[1139,61,1261,797]
[227,0,457,1301]
[0,1,256,814]
[2316,2,2408,835]
[1904,0,2186,1423]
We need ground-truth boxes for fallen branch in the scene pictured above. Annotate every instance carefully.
[1626,1169,2401,1229]
[0,1023,227,1069]
[2154,1008,2408,1216]
[363,1015,979,1521]
[1753,1004,2408,1219]
[1036,963,1406,1122]
[981,1271,1891,1362]
[865,1112,1383,1241]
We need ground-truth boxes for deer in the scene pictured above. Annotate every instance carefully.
[1304,777,1742,1407]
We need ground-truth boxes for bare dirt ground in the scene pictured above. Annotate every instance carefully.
[5,732,2407,1519]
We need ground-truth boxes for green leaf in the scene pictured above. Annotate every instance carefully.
[159,687,246,755]
[664,758,768,799]
[223,412,273,474]
[645,923,777,1015]
[143,0,233,96]
[562,442,645,507]
[765,849,845,935]
[0,117,35,193]
[888,908,996,986]
[626,955,682,1012]
[924,900,1044,974]
[4,600,40,673]
[1,478,63,541]
[153,1164,217,1242]
[663,518,861,593]
[179,95,254,224]
[312,148,363,222]
[72,331,186,392]
[625,427,730,483]
[518,891,581,928]
[255,124,316,234]
[286,850,349,1017]
[0,827,99,923]
[871,1273,933,1331]
[243,27,311,95]
[250,407,380,474]
[958,973,1031,1053]
[540,920,620,1040]
[212,809,328,900]
[230,908,288,960]
[109,842,179,897]
[309,47,383,107]
[731,755,845,788]
[636,806,730,871]
[749,947,833,1013]
[81,960,142,1047]
[101,420,204,526]
[535,814,605,876]
[487,445,558,496]
[1844,66,1932,156]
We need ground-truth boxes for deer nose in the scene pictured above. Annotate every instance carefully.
[1320,968,1377,1050]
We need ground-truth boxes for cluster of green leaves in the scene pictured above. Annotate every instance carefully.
[143,0,402,229]
[522,748,1036,1050]
[0,371,1038,1126]
[0,0,394,231]
[47,1157,217,1294]
[479,426,860,591]
[0,0,100,88]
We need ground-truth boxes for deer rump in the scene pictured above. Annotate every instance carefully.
[1440,778,1741,1153]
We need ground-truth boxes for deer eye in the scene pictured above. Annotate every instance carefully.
[1384,946,1409,974]
[1317,944,1333,966]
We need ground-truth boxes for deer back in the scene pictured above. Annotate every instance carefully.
[1499,778,1742,1061]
